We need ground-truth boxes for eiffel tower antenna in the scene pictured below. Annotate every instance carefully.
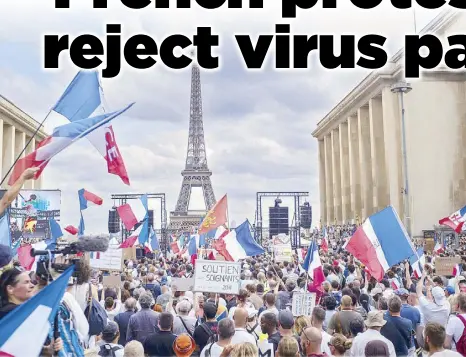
[169,63,216,233]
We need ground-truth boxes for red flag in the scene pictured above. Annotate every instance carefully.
[198,194,228,235]
[119,236,138,248]
[64,225,78,235]
[208,251,216,260]
[104,126,130,185]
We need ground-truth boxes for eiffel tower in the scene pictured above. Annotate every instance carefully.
[169,64,216,233]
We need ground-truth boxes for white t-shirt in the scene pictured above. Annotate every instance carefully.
[321,330,332,356]
[200,343,224,357]
[230,328,257,345]
[418,296,450,327]
[446,313,466,351]
[430,350,462,356]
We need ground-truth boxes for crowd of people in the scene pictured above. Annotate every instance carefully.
[2,239,466,357]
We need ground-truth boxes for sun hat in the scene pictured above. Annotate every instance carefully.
[173,334,196,357]
[365,311,386,328]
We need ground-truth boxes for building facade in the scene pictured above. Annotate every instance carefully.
[312,11,466,238]
[0,96,48,189]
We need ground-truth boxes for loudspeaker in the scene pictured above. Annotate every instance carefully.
[269,206,288,237]
[148,210,154,228]
[108,210,120,234]
[300,202,312,229]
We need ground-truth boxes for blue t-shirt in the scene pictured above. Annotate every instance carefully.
[382,313,412,356]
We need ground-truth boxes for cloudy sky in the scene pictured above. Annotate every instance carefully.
[0,1,442,234]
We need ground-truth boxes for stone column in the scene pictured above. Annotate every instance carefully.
[324,134,334,224]
[358,106,373,219]
[0,119,4,181]
[331,129,342,223]
[382,86,403,217]
[339,121,350,222]
[318,139,327,223]
[369,97,388,211]
[348,115,361,221]
[2,124,15,187]
[25,137,36,189]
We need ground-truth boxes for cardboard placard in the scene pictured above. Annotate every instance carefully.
[122,246,136,261]
[292,292,316,317]
[171,278,195,292]
[103,275,121,289]
[194,260,241,294]
[274,244,292,263]
[435,257,461,276]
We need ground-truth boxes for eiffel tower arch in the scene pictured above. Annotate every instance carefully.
[169,64,216,233]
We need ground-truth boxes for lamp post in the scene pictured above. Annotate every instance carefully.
[391,81,412,237]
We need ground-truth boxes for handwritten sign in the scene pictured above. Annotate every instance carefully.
[194,260,241,294]
[274,243,292,263]
[292,292,316,317]
[103,275,121,289]
[435,256,461,276]
[90,238,122,271]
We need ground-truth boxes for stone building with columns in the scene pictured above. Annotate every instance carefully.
[312,10,466,238]
[0,96,47,189]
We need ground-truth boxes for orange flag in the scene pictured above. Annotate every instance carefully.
[198,194,228,234]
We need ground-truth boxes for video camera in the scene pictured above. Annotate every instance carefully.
[30,236,109,282]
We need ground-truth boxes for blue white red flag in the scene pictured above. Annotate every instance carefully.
[213,220,264,261]
[345,206,415,281]
[78,189,103,235]
[409,248,425,279]
[54,70,130,185]
[302,240,325,287]
[439,205,466,233]
[119,218,149,248]
[0,266,74,357]
[8,104,134,185]
[78,189,103,210]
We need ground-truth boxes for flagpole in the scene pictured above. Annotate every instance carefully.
[0,109,52,186]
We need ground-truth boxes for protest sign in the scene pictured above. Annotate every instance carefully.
[90,238,122,271]
[274,244,292,263]
[435,256,461,276]
[103,275,121,289]
[171,278,195,292]
[292,292,316,317]
[194,260,241,294]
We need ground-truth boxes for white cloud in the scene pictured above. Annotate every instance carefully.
[0,1,444,234]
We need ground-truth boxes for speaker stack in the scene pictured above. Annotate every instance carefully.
[300,202,312,229]
[108,209,120,234]
[269,206,289,237]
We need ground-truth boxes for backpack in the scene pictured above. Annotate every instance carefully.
[84,283,108,336]
[454,315,466,356]
[200,323,218,345]
[99,343,123,357]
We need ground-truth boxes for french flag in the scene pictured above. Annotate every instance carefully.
[439,205,466,233]
[320,227,328,252]
[302,240,325,288]
[0,266,74,357]
[119,219,149,248]
[8,104,134,185]
[391,278,401,290]
[214,226,229,239]
[213,220,264,261]
[345,206,415,281]
[78,189,103,209]
[409,248,425,279]
[117,195,148,231]
[54,71,130,185]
